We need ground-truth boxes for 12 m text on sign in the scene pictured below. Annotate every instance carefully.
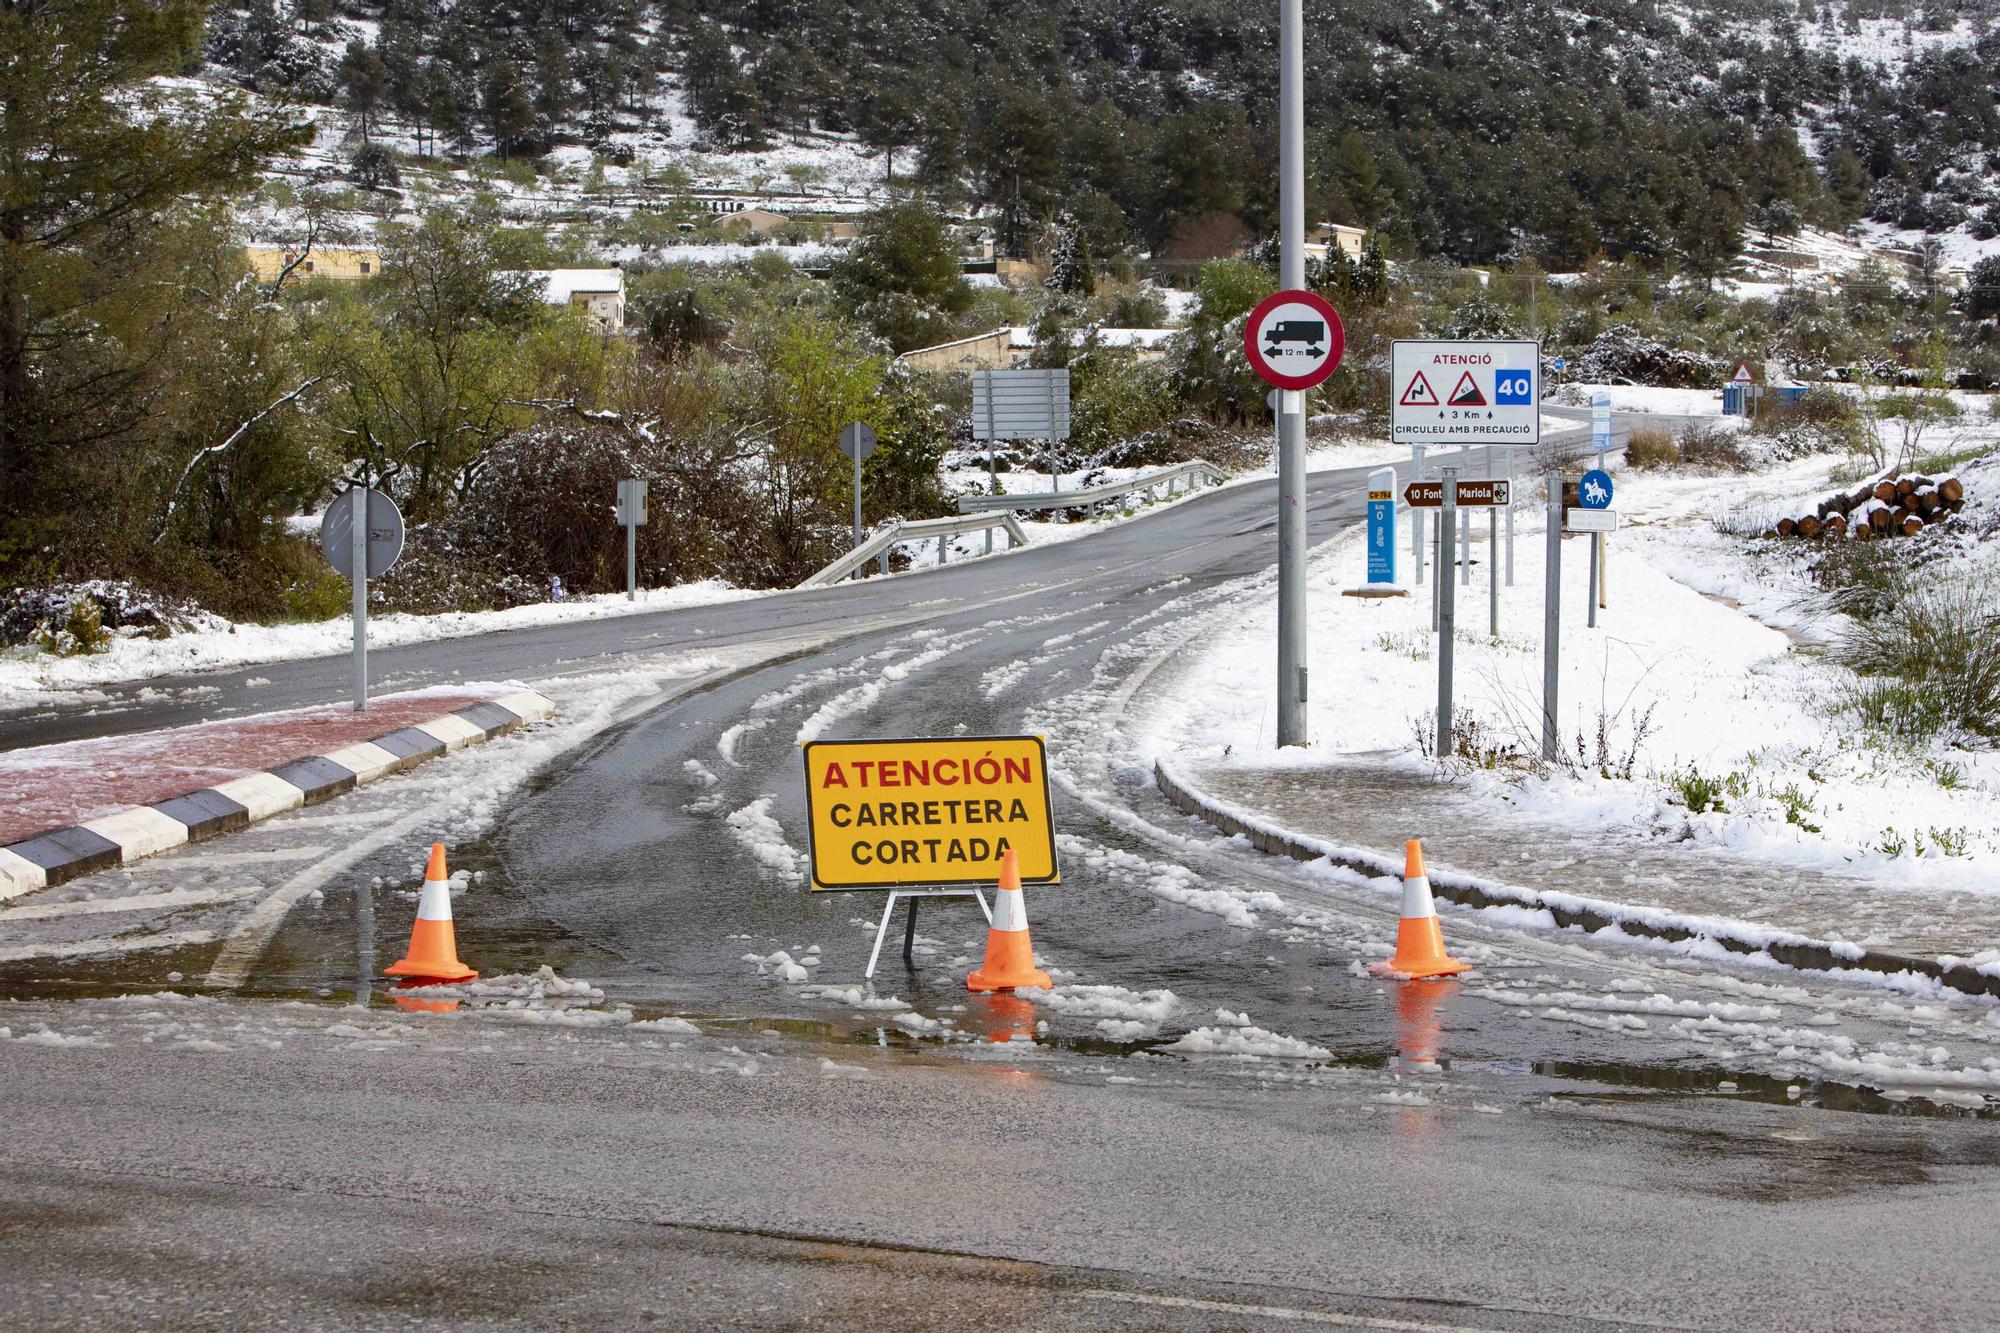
[802,736,1059,891]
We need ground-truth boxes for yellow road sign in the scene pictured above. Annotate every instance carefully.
[802,736,1059,891]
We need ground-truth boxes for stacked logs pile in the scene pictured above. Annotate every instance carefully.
[1768,475,1965,541]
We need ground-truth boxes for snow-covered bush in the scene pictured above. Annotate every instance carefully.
[0,582,207,650]
[32,598,112,658]
[1837,582,2000,745]
[1568,325,1722,387]
[375,420,772,613]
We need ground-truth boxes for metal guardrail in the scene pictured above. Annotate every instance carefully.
[955,460,1226,514]
[797,511,1031,588]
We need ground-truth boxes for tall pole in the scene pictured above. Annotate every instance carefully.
[1411,444,1427,585]
[1587,531,1600,629]
[1437,467,1457,757]
[853,453,863,553]
[1541,470,1562,761]
[1275,0,1308,746]
[351,485,368,712]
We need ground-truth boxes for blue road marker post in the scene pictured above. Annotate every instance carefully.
[1367,466,1396,585]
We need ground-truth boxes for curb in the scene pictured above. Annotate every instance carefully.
[1153,759,2000,1001]
[0,690,555,897]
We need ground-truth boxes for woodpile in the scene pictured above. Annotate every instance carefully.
[1766,475,1964,541]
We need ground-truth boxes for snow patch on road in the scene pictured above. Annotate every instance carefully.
[724,798,805,879]
[1161,1025,1332,1060]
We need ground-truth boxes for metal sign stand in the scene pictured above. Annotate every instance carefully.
[350,486,367,711]
[1542,470,1563,761]
[863,887,994,980]
[617,478,648,601]
[1410,443,1427,585]
[1436,466,1457,757]
[1587,535,1601,629]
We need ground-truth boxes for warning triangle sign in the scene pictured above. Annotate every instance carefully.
[1447,372,1486,407]
[1399,371,1439,407]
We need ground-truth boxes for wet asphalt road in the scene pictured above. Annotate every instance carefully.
[3,996,1998,1331]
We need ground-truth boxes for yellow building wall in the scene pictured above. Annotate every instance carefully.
[244,246,382,282]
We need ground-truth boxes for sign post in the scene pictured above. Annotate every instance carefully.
[1575,467,1614,628]
[1410,444,1427,585]
[351,488,365,709]
[1460,452,1472,588]
[1542,470,1562,761]
[1436,467,1457,757]
[1487,449,1500,638]
[1244,286,1345,749]
[319,486,405,712]
[838,422,878,561]
[802,736,1059,980]
[617,478,648,601]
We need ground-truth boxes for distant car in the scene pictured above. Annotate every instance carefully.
[1265,319,1325,353]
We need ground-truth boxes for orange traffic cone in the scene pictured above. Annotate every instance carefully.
[1374,839,1469,979]
[967,849,1051,992]
[385,844,478,983]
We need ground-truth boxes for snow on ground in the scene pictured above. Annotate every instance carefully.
[1142,438,2000,896]
[0,581,765,713]
[1549,384,1729,417]
[1854,219,2000,274]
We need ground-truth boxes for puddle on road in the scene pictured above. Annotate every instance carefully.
[5,817,1995,1123]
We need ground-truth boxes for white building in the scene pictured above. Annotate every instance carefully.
[519,268,626,333]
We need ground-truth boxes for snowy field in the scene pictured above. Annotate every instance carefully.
[1144,419,2000,909]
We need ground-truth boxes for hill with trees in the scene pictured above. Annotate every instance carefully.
[201,0,2000,274]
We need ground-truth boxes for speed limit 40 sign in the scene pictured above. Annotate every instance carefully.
[1244,289,1345,391]
[1391,340,1541,444]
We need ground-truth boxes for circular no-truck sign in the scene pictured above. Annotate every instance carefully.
[1244,288,1345,391]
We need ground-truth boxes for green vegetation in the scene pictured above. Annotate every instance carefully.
[1837,582,2000,745]
[1625,427,1680,471]
[1667,765,1750,815]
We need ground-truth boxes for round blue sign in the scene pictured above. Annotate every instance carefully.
[1578,469,1614,510]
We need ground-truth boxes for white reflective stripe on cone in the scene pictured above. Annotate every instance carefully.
[416,877,454,922]
[991,888,1028,933]
[1399,874,1438,921]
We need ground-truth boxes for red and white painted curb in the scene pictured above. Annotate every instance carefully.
[0,690,553,897]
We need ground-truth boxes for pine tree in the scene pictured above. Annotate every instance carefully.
[484,61,534,160]
[0,0,310,564]
[1044,212,1093,296]
[337,39,391,140]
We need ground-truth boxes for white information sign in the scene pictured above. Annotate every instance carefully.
[1391,340,1542,445]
